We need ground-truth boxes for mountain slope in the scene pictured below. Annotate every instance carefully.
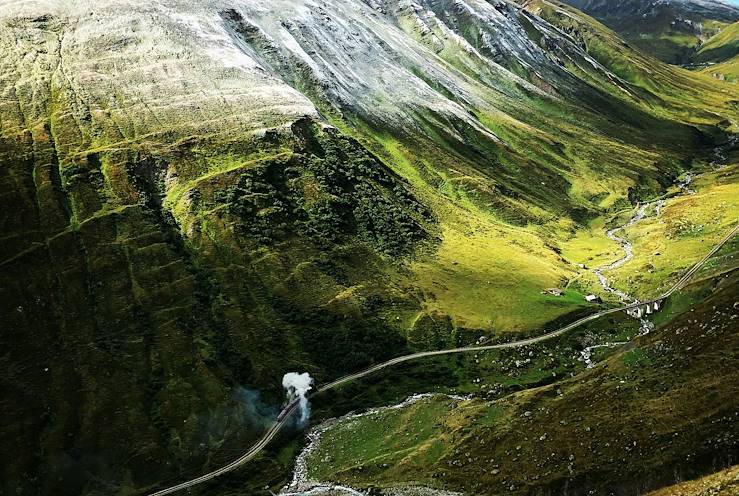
[695,19,739,62]
[559,0,739,63]
[524,0,739,117]
[697,21,739,81]
[702,53,739,80]
[0,1,737,495]
[300,248,739,495]
[647,465,739,495]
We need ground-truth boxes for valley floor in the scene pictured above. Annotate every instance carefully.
[288,252,739,495]
[275,178,739,495]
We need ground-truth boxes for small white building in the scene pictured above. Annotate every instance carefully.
[585,294,602,303]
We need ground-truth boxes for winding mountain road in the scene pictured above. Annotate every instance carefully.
[147,223,738,496]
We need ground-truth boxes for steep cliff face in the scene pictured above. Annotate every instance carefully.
[0,1,736,495]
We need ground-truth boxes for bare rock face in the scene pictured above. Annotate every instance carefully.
[0,0,318,141]
[0,0,547,149]
[0,0,641,154]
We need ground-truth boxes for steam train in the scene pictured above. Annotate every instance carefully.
[276,399,299,422]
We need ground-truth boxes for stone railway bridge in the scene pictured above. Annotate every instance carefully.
[625,299,663,319]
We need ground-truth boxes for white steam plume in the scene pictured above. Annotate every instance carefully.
[282,372,314,424]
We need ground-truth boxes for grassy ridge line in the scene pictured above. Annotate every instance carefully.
[145,223,738,496]
[694,21,739,64]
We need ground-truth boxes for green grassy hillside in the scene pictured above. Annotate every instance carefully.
[606,164,739,298]
[300,249,739,495]
[702,54,739,81]
[695,20,739,63]
[1,1,738,495]
[525,0,739,128]
[558,0,739,64]
[697,21,739,82]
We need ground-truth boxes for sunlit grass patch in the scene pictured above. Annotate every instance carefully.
[307,395,466,485]
[410,226,587,332]
[607,165,739,298]
[621,348,652,368]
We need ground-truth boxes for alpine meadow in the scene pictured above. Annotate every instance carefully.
[1,1,738,495]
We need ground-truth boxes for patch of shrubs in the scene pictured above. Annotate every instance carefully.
[214,123,434,255]
[298,317,409,377]
[215,171,293,244]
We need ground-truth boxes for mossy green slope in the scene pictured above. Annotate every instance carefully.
[701,54,739,81]
[697,21,739,82]
[525,0,739,128]
[302,259,739,495]
[695,21,739,63]
[558,0,739,64]
[0,1,738,495]
[0,13,431,492]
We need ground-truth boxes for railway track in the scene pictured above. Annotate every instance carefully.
[147,223,738,496]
